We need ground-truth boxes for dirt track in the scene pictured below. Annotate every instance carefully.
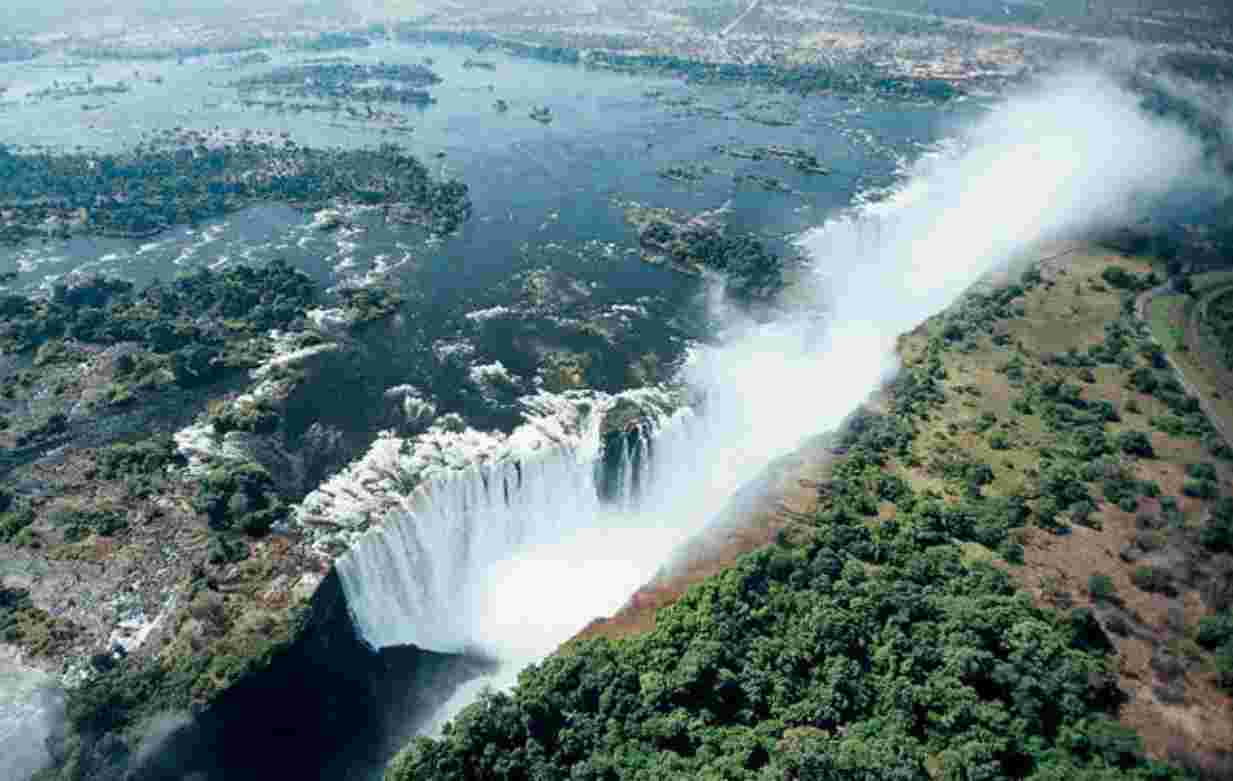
[1137,282,1233,451]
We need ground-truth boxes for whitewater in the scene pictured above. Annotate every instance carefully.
[305,69,1217,732]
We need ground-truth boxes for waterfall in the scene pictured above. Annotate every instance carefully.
[337,441,610,652]
[299,388,695,654]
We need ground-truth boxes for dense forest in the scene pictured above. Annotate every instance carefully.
[0,141,470,242]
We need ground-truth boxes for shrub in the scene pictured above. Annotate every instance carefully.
[207,534,249,565]
[1118,430,1155,458]
[1000,541,1024,564]
[1196,611,1233,651]
[209,398,281,435]
[1201,498,1233,553]
[193,462,286,537]
[97,434,184,479]
[0,488,34,543]
[1088,573,1118,603]
[1093,400,1120,422]
[1128,367,1158,395]
[49,503,127,541]
[1183,480,1218,500]
[1072,499,1101,529]
[1217,646,1233,691]
[0,505,35,543]
[1131,565,1176,596]
[1187,463,1218,482]
[1074,717,1144,769]
[1101,266,1138,290]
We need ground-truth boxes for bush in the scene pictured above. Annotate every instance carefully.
[1183,479,1218,500]
[1128,367,1158,395]
[0,489,35,543]
[1201,498,1233,553]
[209,398,281,435]
[96,434,184,479]
[1161,496,1185,528]
[49,503,127,541]
[1131,565,1176,596]
[1088,573,1118,603]
[1101,266,1139,290]
[1071,717,1144,769]
[1217,646,1233,691]
[193,462,286,536]
[1000,541,1024,564]
[1196,611,1233,650]
[1072,499,1101,529]
[1187,463,1218,482]
[207,534,249,565]
[1118,430,1155,458]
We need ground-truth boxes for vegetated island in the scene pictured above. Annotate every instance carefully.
[230,62,442,107]
[623,201,787,302]
[0,136,470,244]
[395,27,961,102]
[388,246,1233,780]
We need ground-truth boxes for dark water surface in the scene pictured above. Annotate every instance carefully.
[0,43,963,429]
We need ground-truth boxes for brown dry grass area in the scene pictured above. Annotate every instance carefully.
[906,247,1233,763]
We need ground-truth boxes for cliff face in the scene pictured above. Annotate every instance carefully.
[112,571,484,781]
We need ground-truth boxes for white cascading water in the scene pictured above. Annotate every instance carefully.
[300,69,1221,731]
[332,403,696,653]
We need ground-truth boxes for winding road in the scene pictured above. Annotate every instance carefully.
[1136,281,1233,451]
